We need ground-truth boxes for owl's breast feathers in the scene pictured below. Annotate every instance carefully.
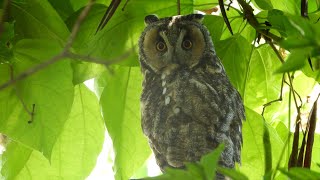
[141,63,245,170]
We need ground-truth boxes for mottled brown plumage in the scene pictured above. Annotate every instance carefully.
[138,14,245,178]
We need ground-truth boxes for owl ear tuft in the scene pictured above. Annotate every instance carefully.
[145,15,159,25]
[187,14,204,23]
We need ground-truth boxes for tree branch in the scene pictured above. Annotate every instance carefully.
[236,0,282,43]
[177,0,181,15]
[0,0,129,91]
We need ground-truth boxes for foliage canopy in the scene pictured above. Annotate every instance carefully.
[0,0,320,179]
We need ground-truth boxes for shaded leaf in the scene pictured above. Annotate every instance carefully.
[216,34,251,96]
[11,0,69,44]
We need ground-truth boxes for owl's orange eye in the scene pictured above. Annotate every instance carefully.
[182,39,192,49]
[156,41,166,51]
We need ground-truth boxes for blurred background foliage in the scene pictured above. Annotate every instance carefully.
[0,0,320,179]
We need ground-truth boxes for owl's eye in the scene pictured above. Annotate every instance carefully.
[156,41,167,51]
[182,39,192,49]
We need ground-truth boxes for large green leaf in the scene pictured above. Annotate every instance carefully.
[1,141,58,180]
[0,39,74,158]
[240,108,285,179]
[100,66,150,180]
[203,15,224,45]
[270,0,299,15]
[215,34,251,96]
[244,44,282,111]
[1,84,104,179]
[51,84,105,179]
[11,0,70,44]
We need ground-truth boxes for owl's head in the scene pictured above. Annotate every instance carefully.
[139,14,215,73]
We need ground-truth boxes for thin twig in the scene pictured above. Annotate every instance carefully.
[261,74,284,116]
[66,50,133,65]
[284,80,303,106]
[0,0,95,91]
[0,54,65,91]
[121,0,130,11]
[177,0,181,15]
[65,0,95,50]
[267,41,301,112]
[9,65,36,123]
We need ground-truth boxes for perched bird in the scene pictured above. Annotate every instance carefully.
[138,14,245,178]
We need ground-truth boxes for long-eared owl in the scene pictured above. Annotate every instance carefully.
[138,14,245,177]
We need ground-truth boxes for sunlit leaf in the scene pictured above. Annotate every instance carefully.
[243,44,282,111]
[276,48,311,73]
[100,66,151,180]
[279,167,320,180]
[240,108,285,179]
[253,0,273,10]
[51,84,105,179]
[1,141,56,180]
[0,39,74,158]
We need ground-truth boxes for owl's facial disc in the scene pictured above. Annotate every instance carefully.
[141,17,206,73]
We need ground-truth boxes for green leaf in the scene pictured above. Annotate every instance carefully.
[100,66,151,180]
[203,15,224,45]
[253,0,273,10]
[217,167,248,180]
[0,22,14,64]
[215,34,251,96]
[220,8,256,43]
[1,84,104,179]
[302,57,320,83]
[51,84,105,179]
[0,39,74,158]
[243,44,282,112]
[279,167,320,180]
[240,108,285,179]
[200,144,224,180]
[71,61,106,85]
[1,141,56,180]
[270,0,300,15]
[48,0,75,21]
[1,142,32,179]
[276,48,311,73]
[11,0,70,43]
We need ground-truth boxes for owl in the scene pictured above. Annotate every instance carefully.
[138,14,245,178]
